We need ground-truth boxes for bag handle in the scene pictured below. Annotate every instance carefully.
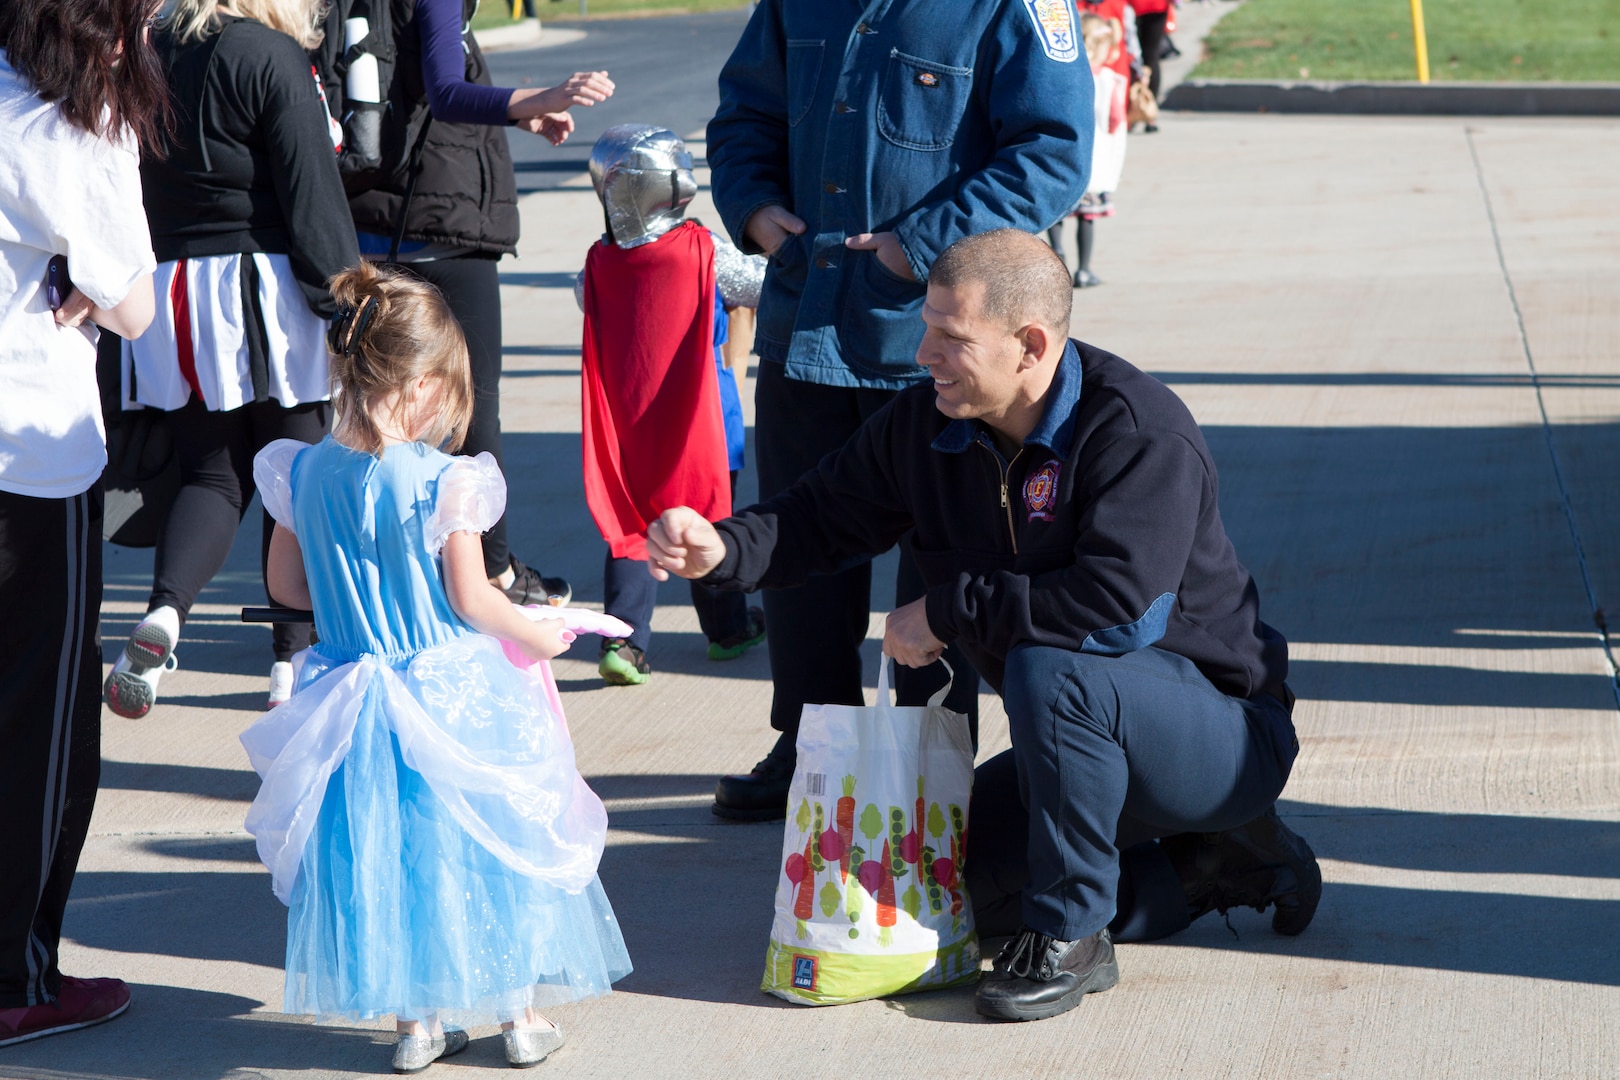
[877,652,954,708]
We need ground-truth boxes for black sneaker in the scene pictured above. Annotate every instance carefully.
[499,556,571,607]
[1164,806,1323,936]
[975,927,1119,1022]
[712,729,795,822]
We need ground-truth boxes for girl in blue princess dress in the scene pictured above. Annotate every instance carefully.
[243,261,630,1073]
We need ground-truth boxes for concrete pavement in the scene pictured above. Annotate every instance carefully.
[5,24,1619,1080]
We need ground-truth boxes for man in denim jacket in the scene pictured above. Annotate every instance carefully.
[707,0,1094,818]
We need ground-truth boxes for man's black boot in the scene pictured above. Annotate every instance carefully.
[712,730,796,821]
[974,927,1118,1022]
[1163,806,1323,935]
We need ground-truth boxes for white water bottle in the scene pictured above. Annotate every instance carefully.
[343,17,382,166]
[343,18,380,103]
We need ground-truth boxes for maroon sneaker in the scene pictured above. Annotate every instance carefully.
[0,976,131,1047]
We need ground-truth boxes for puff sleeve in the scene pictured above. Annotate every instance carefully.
[253,439,309,533]
[425,452,507,555]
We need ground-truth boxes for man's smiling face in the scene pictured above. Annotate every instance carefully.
[916,279,1024,424]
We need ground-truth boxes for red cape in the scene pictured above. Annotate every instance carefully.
[581,221,730,561]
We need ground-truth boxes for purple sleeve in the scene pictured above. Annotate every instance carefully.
[417,0,512,126]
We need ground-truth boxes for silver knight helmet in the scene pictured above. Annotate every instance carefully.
[588,124,699,249]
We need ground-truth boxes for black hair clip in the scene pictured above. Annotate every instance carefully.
[328,295,379,357]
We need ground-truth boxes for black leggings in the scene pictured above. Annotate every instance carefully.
[403,256,512,578]
[1135,10,1169,101]
[148,397,328,662]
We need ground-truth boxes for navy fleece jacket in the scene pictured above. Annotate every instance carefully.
[701,339,1288,697]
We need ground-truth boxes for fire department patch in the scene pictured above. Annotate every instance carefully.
[1023,0,1081,63]
[1023,460,1061,522]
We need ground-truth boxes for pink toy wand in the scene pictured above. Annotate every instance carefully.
[501,606,637,718]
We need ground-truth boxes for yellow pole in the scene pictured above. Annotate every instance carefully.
[1409,0,1431,83]
[510,0,521,17]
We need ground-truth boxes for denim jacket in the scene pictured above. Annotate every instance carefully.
[708,0,1095,389]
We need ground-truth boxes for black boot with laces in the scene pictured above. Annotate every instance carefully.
[974,926,1119,1021]
[1162,806,1323,935]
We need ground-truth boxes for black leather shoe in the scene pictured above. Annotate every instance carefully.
[712,731,795,821]
[1164,806,1323,935]
[974,927,1118,1021]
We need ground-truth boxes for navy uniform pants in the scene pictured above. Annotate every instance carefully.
[967,644,1299,942]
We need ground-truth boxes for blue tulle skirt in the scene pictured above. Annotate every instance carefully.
[243,637,632,1025]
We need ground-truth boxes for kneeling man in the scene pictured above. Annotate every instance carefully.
[646,229,1319,1022]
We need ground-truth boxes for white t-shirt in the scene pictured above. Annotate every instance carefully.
[0,56,155,499]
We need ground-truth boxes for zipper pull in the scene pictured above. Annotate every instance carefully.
[1000,482,1008,508]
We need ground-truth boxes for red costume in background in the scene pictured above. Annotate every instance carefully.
[580,220,729,561]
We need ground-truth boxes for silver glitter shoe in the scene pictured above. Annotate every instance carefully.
[391,1028,469,1073]
[503,1022,564,1068]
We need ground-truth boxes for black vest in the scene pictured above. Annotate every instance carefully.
[348,0,519,255]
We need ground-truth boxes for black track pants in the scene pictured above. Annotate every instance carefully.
[0,485,103,1007]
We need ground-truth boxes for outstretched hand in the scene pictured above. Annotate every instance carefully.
[509,70,615,124]
[645,507,727,582]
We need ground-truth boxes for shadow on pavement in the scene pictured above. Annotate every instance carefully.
[1280,800,1620,879]
[1153,370,1620,389]
[0,984,389,1080]
[1286,658,1614,709]
[1207,422,1620,657]
[100,760,259,802]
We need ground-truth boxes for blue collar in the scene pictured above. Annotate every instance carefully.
[930,340,1083,458]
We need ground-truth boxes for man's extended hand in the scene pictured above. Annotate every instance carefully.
[844,231,917,281]
[884,597,945,668]
[744,205,806,258]
[645,507,728,582]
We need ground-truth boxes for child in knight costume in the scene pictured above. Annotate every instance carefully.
[576,124,767,685]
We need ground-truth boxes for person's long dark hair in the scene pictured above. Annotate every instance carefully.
[0,0,169,152]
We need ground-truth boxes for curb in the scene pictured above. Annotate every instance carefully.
[472,17,542,50]
[1162,79,1620,116]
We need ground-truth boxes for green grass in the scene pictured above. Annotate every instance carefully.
[471,0,747,27]
[1196,0,1619,82]
[470,3,526,30]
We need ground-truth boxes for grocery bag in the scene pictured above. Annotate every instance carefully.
[761,656,979,1005]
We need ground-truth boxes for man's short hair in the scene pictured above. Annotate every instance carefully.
[930,229,1073,335]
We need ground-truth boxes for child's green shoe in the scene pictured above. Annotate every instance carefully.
[599,638,650,685]
[707,607,766,662]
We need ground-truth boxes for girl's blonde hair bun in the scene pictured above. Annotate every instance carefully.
[327,261,474,456]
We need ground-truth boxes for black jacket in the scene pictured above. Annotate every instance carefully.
[705,340,1288,697]
[141,18,359,316]
[346,0,519,255]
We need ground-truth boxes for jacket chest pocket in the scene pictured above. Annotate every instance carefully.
[786,40,825,128]
[878,50,973,151]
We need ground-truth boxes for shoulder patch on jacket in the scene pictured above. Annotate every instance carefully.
[1022,0,1081,63]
